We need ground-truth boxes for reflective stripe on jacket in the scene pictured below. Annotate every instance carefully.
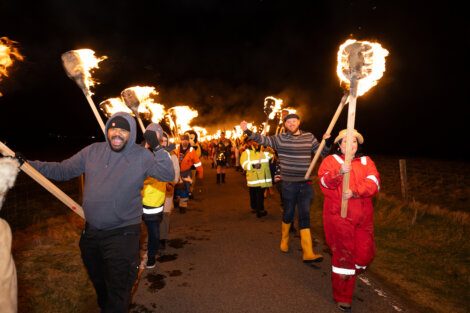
[176,146,203,179]
[240,148,273,188]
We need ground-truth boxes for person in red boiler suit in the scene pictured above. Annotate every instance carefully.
[318,129,380,312]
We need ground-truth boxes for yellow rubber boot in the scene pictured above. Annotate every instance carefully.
[300,228,323,263]
[280,222,291,252]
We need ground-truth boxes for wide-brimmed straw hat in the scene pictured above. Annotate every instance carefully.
[334,129,364,144]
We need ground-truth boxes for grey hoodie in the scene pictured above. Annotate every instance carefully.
[29,112,175,230]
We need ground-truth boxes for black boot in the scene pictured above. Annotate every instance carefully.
[221,173,226,183]
[216,173,221,184]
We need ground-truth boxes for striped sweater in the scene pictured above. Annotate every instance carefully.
[248,130,328,182]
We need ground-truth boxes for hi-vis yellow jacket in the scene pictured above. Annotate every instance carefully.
[141,178,166,213]
[240,148,273,188]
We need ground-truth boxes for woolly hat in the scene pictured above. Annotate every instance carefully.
[108,116,130,132]
[334,129,364,144]
[283,113,300,123]
[145,123,163,139]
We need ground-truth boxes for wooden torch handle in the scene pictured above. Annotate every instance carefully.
[84,92,106,135]
[0,141,85,219]
[340,79,359,218]
[304,93,349,179]
[136,116,146,134]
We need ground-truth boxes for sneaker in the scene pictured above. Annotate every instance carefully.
[146,258,156,269]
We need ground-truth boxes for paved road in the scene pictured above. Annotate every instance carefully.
[131,162,414,313]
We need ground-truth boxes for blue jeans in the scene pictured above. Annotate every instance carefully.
[281,181,313,229]
[144,213,163,260]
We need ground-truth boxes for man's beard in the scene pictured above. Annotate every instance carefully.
[286,126,299,134]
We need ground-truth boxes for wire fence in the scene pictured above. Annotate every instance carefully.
[0,172,81,230]
[373,155,469,212]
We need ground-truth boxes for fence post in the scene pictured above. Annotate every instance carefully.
[399,159,408,203]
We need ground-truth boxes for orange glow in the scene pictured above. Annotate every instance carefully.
[167,105,198,134]
[99,97,132,117]
[337,39,389,96]
[0,37,24,96]
[62,49,107,94]
[264,96,283,119]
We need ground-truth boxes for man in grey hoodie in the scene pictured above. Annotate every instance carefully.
[27,112,174,313]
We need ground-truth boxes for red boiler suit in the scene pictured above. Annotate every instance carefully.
[318,154,380,303]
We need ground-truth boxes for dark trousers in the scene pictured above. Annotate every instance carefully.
[144,213,163,261]
[281,181,313,229]
[249,187,265,212]
[79,223,140,313]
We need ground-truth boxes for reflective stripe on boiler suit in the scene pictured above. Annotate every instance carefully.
[318,154,380,303]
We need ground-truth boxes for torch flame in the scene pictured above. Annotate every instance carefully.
[0,37,24,96]
[336,39,389,96]
[121,86,166,122]
[99,97,132,117]
[264,96,283,119]
[192,126,208,140]
[62,49,107,94]
[167,105,198,134]
[143,102,166,123]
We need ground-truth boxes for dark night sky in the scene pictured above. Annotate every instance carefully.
[0,0,467,160]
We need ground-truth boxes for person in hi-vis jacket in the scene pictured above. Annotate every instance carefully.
[240,138,272,218]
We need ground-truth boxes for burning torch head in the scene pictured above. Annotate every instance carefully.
[61,51,87,90]
[121,88,140,113]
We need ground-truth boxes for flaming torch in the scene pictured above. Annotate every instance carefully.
[262,96,283,135]
[1,39,84,218]
[121,86,158,134]
[167,105,198,135]
[61,49,107,134]
[99,97,132,117]
[0,37,24,96]
[336,39,389,218]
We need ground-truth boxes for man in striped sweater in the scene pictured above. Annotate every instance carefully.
[240,113,329,263]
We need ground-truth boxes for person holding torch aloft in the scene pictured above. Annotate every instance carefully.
[240,113,329,263]
[318,129,380,312]
[240,138,272,218]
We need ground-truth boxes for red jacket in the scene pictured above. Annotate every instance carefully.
[318,154,380,219]
[176,146,203,179]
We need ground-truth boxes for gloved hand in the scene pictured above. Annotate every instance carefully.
[144,123,163,152]
[15,151,26,166]
[252,163,261,169]
[144,130,161,151]
[324,134,334,147]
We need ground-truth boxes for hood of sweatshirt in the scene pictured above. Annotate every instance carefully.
[105,111,137,154]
